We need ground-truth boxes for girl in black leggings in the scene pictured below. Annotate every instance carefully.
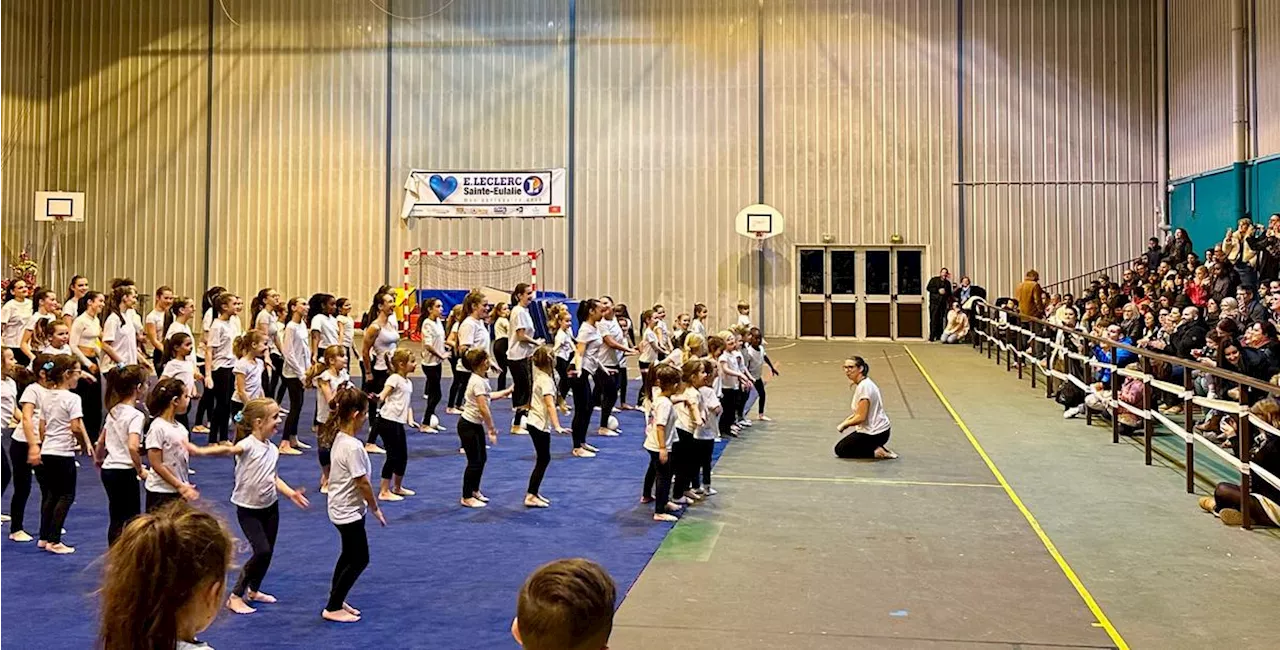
[35,355,94,555]
[96,365,149,545]
[570,300,608,457]
[523,347,567,508]
[8,350,43,543]
[457,348,513,508]
[375,350,421,501]
[418,299,447,431]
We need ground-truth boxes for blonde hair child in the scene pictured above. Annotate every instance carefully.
[307,345,353,493]
[374,349,427,502]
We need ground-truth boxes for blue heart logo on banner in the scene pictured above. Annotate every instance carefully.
[429,175,459,202]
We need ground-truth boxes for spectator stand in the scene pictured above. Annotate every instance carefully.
[968,301,1280,530]
[1042,256,1143,299]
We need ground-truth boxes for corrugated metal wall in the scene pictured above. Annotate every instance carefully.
[209,0,386,304]
[1259,0,1280,157]
[1168,0,1235,178]
[963,0,1159,292]
[1,0,49,274]
[389,0,570,295]
[6,0,207,302]
[576,0,758,327]
[763,0,957,335]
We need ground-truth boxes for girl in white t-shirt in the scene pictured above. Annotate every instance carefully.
[2,279,33,366]
[551,307,574,413]
[443,304,466,413]
[191,286,227,433]
[201,397,310,616]
[11,352,54,543]
[716,332,753,438]
[376,350,425,502]
[144,286,174,368]
[231,331,270,441]
[308,345,353,493]
[489,302,511,391]
[360,292,398,455]
[204,292,242,444]
[693,359,721,495]
[102,285,145,369]
[318,388,385,623]
[34,355,92,554]
[143,378,224,512]
[160,332,202,430]
[335,298,356,368]
[279,298,311,456]
[454,291,491,411]
[251,288,284,402]
[19,288,58,364]
[61,275,89,329]
[569,299,609,457]
[642,365,683,522]
[418,299,447,431]
[523,347,568,508]
[309,293,339,364]
[669,361,706,506]
[637,310,660,408]
[95,364,150,545]
[458,347,513,508]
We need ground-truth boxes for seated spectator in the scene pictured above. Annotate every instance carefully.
[941,303,970,344]
[1080,299,1102,333]
[1186,265,1211,306]
[1235,285,1268,326]
[1064,323,1136,419]
[1204,297,1221,329]
[513,558,617,650]
[1119,303,1144,341]
[1220,296,1241,324]
[1162,227,1194,264]
[1143,236,1163,270]
[1199,399,1280,527]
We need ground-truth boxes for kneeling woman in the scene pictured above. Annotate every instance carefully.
[834,356,897,460]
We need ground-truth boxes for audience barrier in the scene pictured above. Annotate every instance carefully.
[968,302,1280,530]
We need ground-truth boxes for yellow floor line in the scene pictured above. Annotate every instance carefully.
[715,474,1001,489]
[903,346,1129,650]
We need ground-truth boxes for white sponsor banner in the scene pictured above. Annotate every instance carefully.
[401,169,566,219]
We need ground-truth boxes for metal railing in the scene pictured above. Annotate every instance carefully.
[968,302,1280,530]
[1042,256,1142,298]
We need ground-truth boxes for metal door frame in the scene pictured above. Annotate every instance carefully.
[794,244,930,341]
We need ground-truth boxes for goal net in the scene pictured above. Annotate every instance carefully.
[402,250,540,302]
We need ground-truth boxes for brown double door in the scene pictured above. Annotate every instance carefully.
[797,246,925,340]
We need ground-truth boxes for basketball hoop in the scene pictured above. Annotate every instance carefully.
[735,203,785,241]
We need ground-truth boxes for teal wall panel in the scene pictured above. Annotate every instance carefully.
[1251,157,1280,220]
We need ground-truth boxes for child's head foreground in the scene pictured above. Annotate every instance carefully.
[513,558,617,650]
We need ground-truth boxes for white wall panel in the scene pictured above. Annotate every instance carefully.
[1258,0,1280,157]
[1,0,49,280]
[1168,0,1235,178]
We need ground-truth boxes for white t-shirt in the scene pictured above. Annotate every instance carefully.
[255,309,281,355]
[337,314,355,348]
[737,313,752,327]
[742,344,764,380]
[207,319,238,370]
[849,378,891,435]
[643,395,678,452]
[16,383,46,441]
[311,313,340,349]
[599,317,625,367]
[165,320,193,342]
[231,434,280,509]
[232,357,265,403]
[327,431,371,525]
[379,374,413,424]
[1,298,33,347]
[459,317,490,356]
[554,328,574,360]
[102,404,145,470]
[315,369,351,424]
[695,386,720,441]
[103,312,140,365]
[162,358,198,395]
[22,311,55,338]
[62,298,79,319]
[41,344,73,358]
[421,319,446,367]
[576,322,604,374]
[1,376,15,427]
[718,352,743,390]
[39,389,83,457]
[525,371,558,432]
[674,386,700,433]
[369,321,399,371]
[639,328,660,364]
[494,316,511,340]
[507,305,538,361]
[689,319,707,337]
[460,373,491,425]
[144,309,167,352]
[282,321,311,379]
[145,418,191,493]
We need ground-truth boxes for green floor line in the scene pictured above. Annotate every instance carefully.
[654,520,724,562]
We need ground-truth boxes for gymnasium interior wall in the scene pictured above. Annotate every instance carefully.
[3,0,1160,337]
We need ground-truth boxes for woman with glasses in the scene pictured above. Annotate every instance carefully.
[834,356,896,460]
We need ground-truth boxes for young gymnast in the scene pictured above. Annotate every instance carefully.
[204,292,241,444]
[1,349,20,523]
[458,347,513,508]
[62,275,89,328]
[98,503,234,650]
[96,364,150,544]
[512,558,618,650]
[18,287,58,364]
[250,288,283,401]
[145,378,224,511]
[2,279,33,366]
[418,298,447,431]
[689,303,709,338]
[230,330,270,440]
[744,327,779,421]
[728,327,753,429]
[335,297,355,368]
[507,283,544,435]
[637,309,659,407]
[716,332,753,437]
[160,332,201,429]
[643,365,684,522]
[736,300,752,327]
[551,306,574,414]
[279,297,311,454]
[102,284,146,369]
[195,397,310,615]
[444,303,466,414]
[10,352,52,542]
[309,293,340,364]
[375,349,426,501]
[144,286,174,369]
[670,360,706,505]
[524,346,569,508]
[455,290,492,408]
[570,299,608,457]
[360,291,398,455]
[308,345,353,493]
[34,354,93,554]
[693,359,721,494]
[70,291,106,443]
[490,301,512,390]
[320,387,386,623]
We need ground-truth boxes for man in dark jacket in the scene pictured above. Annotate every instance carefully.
[1236,285,1269,327]
[926,268,954,342]
[1143,237,1162,270]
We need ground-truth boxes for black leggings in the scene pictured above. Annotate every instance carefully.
[326,518,369,612]
[280,377,304,443]
[555,357,572,402]
[234,502,280,597]
[509,357,532,427]
[594,368,617,429]
[458,419,487,499]
[210,367,235,444]
[101,467,141,545]
[638,361,653,405]
[645,450,673,515]
[753,378,767,414]
[194,362,214,426]
[569,372,594,448]
[74,367,103,444]
[493,338,510,390]
[146,489,182,512]
[692,438,714,489]
[834,429,891,458]
[8,439,35,532]
[671,429,697,496]
[36,455,76,544]
[450,367,471,411]
[616,365,630,405]
[421,364,443,423]
[377,419,407,480]
[1212,482,1277,526]
[527,424,550,495]
[363,369,389,446]
[1,436,8,495]
[269,353,285,402]
[719,390,741,437]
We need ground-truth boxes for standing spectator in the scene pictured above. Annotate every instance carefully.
[1143,237,1163,270]
[1163,228,1194,265]
[1015,269,1046,319]
[926,268,954,342]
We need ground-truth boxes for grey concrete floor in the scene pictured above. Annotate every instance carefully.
[610,341,1279,650]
